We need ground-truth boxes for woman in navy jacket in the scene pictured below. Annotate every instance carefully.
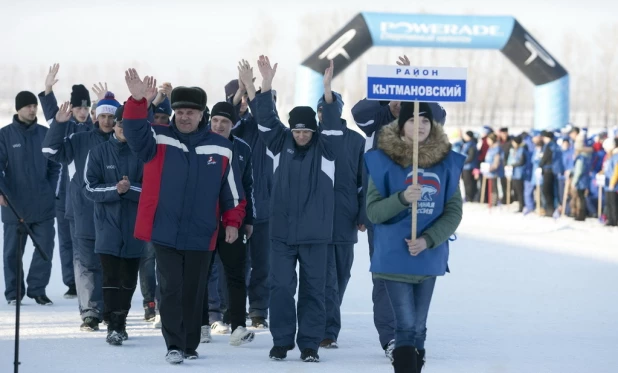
[84,106,144,346]
[365,102,464,372]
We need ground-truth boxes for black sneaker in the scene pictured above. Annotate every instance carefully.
[184,350,199,360]
[32,295,53,305]
[269,345,294,360]
[80,317,100,331]
[144,302,156,322]
[300,348,320,362]
[251,317,269,329]
[64,285,77,299]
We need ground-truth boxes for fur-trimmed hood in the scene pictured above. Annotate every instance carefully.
[377,121,452,168]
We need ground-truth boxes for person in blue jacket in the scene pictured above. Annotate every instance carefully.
[0,91,60,306]
[201,101,256,346]
[226,75,275,329]
[316,92,366,350]
[83,105,144,346]
[603,138,618,226]
[122,70,247,364]
[37,63,94,299]
[42,92,120,331]
[350,56,447,361]
[483,133,505,206]
[239,56,343,362]
[461,131,479,202]
[508,136,532,212]
[365,101,464,372]
[539,131,563,217]
[570,136,593,221]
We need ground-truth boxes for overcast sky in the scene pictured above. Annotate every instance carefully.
[0,0,614,108]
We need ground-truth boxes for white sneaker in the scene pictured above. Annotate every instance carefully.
[153,315,161,329]
[210,321,230,334]
[200,325,212,343]
[229,326,255,346]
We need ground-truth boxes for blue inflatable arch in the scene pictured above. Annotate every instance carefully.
[295,12,569,131]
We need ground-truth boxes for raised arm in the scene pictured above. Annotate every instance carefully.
[241,58,289,155]
[38,63,61,122]
[122,70,158,163]
[83,149,122,203]
[317,61,344,160]
[41,101,77,164]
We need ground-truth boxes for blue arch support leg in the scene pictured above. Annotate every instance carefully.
[295,66,324,108]
[534,75,570,131]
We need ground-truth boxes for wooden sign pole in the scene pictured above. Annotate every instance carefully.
[411,100,420,241]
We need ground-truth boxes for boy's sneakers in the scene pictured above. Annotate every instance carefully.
[64,285,77,299]
[229,326,255,346]
[211,321,230,334]
[251,317,269,329]
[301,348,320,362]
[200,325,212,343]
[269,345,295,360]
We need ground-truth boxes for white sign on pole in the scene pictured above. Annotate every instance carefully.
[366,65,468,102]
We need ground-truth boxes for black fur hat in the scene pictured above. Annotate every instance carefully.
[171,86,207,111]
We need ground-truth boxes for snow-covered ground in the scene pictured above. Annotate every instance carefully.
[0,203,616,372]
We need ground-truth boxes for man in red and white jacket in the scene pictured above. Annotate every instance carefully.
[122,69,246,364]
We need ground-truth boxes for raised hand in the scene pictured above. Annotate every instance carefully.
[323,59,334,88]
[144,76,158,103]
[238,59,254,88]
[396,55,411,66]
[92,82,108,100]
[45,63,60,92]
[159,82,173,97]
[55,101,72,123]
[257,55,278,88]
[124,69,147,101]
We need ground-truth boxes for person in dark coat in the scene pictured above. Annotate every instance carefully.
[42,92,119,331]
[317,92,366,349]
[83,105,144,345]
[38,63,94,299]
[238,56,343,362]
[227,76,275,328]
[0,91,60,306]
[350,55,447,362]
[122,70,246,364]
[200,101,256,346]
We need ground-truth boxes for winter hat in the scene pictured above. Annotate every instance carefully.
[155,97,172,116]
[95,92,121,118]
[225,79,239,103]
[70,84,91,108]
[397,102,433,131]
[465,130,475,140]
[15,91,38,111]
[541,130,554,139]
[114,105,124,124]
[211,102,236,123]
[288,106,317,132]
[171,86,207,111]
[428,102,446,125]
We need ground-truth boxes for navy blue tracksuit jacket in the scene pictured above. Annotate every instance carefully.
[42,122,112,239]
[83,135,144,258]
[0,116,60,223]
[231,99,274,224]
[38,91,93,217]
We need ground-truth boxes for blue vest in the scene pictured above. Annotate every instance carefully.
[604,153,618,192]
[512,146,532,181]
[365,150,464,276]
[484,146,504,178]
[461,141,478,170]
[574,153,592,190]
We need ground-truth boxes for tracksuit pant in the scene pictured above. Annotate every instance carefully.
[56,208,75,288]
[155,244,212,352]
[74,237,103,320]
[269,240,328,351]
[247,222,270,319]
[99,254,140,327]
[323,243,354,341]
[3,219,55,301]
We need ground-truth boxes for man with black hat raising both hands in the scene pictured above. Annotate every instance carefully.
[122,69,246,364]
[200,101,256,346]
[0,91,60,306]
[239,57,343,362]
